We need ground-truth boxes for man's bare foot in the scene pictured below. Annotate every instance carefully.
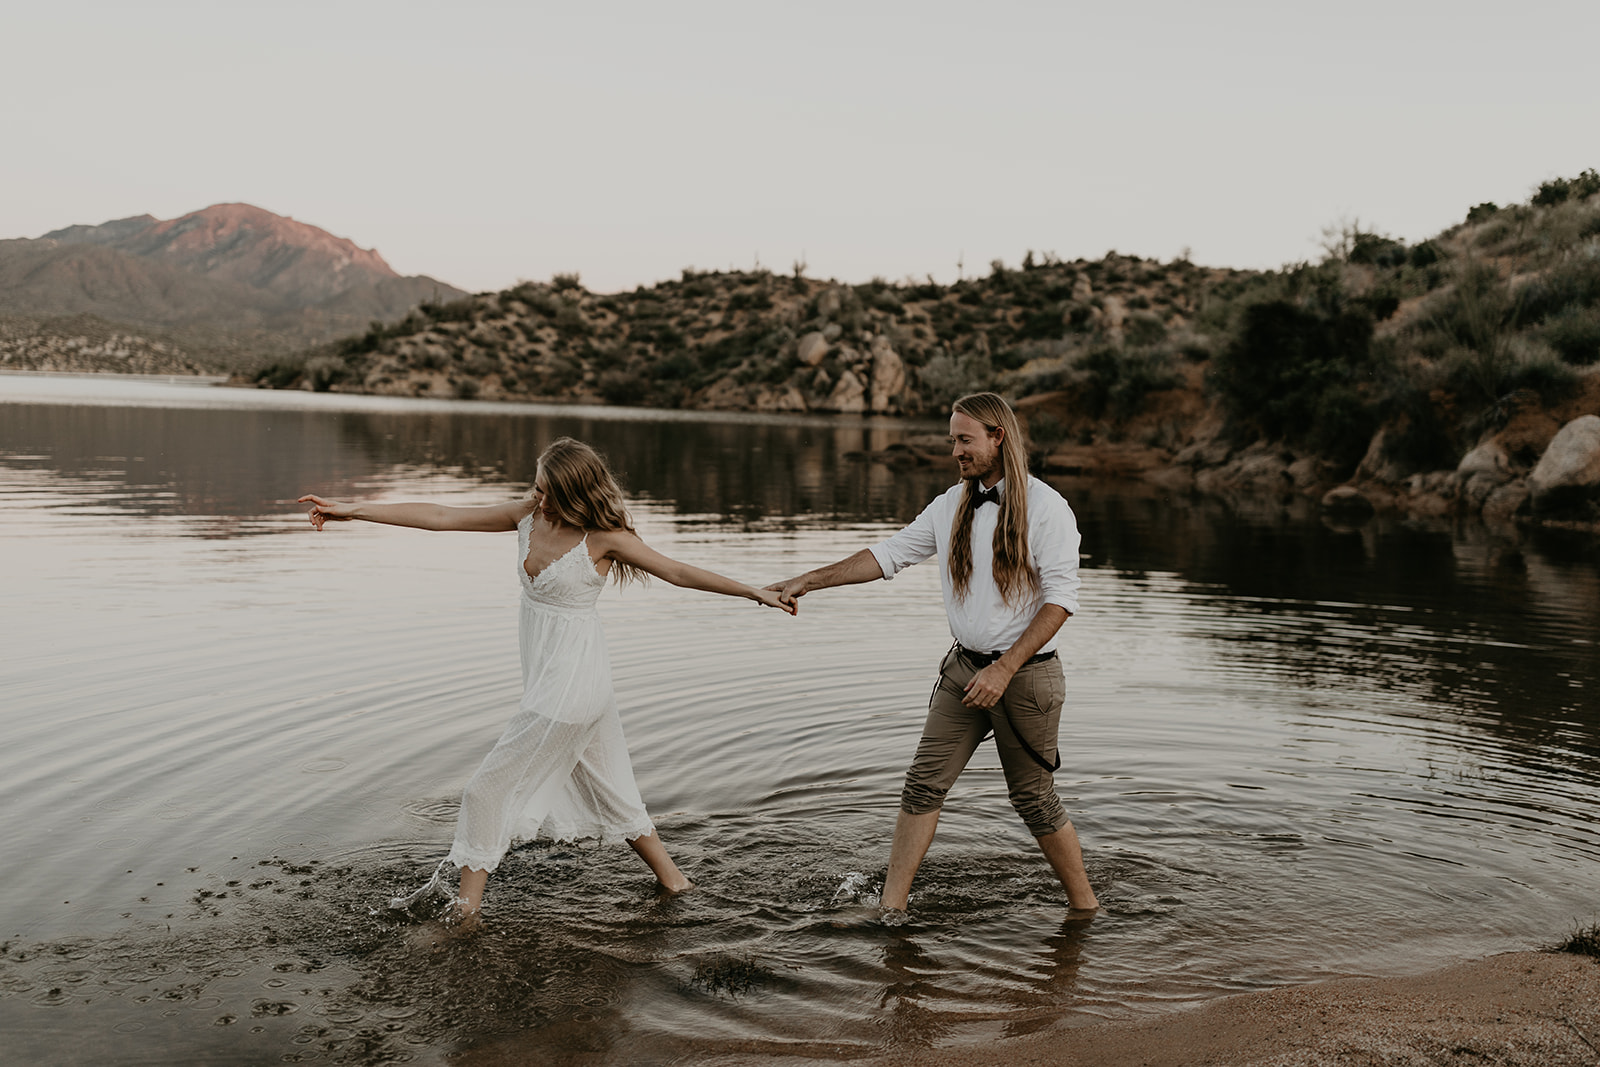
[658,875,695,895]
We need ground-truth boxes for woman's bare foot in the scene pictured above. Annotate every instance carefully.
[657,874,695,895]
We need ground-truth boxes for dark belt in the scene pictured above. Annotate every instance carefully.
[957,645,1057,668]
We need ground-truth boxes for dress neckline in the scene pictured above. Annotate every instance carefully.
[523,529,611,585]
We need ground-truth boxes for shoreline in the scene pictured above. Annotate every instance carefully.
[866,950,1600,1067]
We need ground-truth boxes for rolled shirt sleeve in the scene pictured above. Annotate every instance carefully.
[1032,488,1081,616]
[870,497,940,580]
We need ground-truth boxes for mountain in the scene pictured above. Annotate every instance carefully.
[0,203,467,371]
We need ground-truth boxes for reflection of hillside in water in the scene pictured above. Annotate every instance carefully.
[6,398,1596,777]
[1071,485,1600,777]
[0,402,956,527]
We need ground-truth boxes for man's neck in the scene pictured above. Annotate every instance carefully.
[979,471,1004,489]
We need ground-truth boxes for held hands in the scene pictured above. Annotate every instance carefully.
[753,587,798,615]
[298,494,355,531]
[962,662,1014,709]
[763,576,809,613]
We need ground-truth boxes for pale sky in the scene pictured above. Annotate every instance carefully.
[4,1,1597,295]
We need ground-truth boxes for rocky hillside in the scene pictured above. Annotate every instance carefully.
[0,204,464,372]
[257,254,1253,415]
[257,171,1600,527]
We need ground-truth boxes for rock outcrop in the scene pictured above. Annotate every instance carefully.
[1528,415,1600,516]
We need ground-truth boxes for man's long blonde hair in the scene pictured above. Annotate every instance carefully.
[532,437,645,585]
[948,393,1038,606]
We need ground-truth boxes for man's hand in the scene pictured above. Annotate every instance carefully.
[764,575,810,613]
[962,662,1015,708]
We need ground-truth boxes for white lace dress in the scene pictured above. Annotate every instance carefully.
[445,516,656,873]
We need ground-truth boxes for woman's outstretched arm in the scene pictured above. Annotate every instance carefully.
[297,495,528,533]
[592,530,796,614]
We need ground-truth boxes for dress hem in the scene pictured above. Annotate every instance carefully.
[448,819,657,873]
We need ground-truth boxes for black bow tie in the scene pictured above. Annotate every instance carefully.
[974,485,1001,508]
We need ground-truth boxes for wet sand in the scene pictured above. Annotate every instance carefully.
[871,951,1600,1067]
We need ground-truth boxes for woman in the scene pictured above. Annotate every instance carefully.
[299,437,792,922]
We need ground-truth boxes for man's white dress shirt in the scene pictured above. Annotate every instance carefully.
[869,475,1081,655]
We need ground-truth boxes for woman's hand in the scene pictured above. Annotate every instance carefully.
[298,494,355,531]
[753,587,798,615]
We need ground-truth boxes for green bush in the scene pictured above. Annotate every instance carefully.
[1349,232,1408,268]
[419,298,476,324]
[1075,345,1178,422]
[598,368,648,405]
[1210,298,1379,459]
[304,356,350,393]
[1541,306,1600,364]
[1532,169,1600,207]
[253,356,306,389]
[1466,202,1499,224]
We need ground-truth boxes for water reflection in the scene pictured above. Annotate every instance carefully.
[0,393,954,529]
[3,378,1599,1066]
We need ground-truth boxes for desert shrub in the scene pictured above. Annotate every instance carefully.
[1541,306,1600,364]
[629,321,685,350]
[420,298,476,324]
[1015,307,1065,341]
[1515,255,1600,324]
[1466,202,1499,224]
[1408,240,1444,268]
[726,289,773,312]
[598,368,648,405]
[653,353,697,381]
[919,348,992,409]
[551,300,590,337]
[1075,345,1179,422]
[1210,298,1379,455]
[304,355,350,392]
[1379,384,1461,473]
[252,355,306,389]
[1124,314,1168,347]
[551,272,583,292]
[464,353,500,377]
[452,378,480,400]
[1430,262,1518,358]
[1532,169,1600,207]
[1349,232,1409,268]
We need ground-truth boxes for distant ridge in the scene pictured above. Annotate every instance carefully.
[0,203,467,371]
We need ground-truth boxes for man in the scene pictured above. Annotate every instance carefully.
[769,392,1097,915]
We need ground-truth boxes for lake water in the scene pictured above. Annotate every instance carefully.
[2,373,1597,1066]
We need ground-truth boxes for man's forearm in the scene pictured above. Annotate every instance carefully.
[799,549,885,593]
[997,604,1070,672]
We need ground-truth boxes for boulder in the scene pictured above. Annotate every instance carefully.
[869,336,906,413]
[1321,485,1375,515]
[824,369,867,413]
[1457,438,1513,477]
[1463,469,1510,506]
[822,322,842,342]
[796,331,830,367]
[1482,481,1531,524]
[1527,414,1600,515]
[755,385,808,413]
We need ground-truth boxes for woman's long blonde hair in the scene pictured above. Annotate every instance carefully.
[948,393,1038,606]
[530,437,645,585]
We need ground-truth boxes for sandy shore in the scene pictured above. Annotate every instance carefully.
[869,951,1600,1067]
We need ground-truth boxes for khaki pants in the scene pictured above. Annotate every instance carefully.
[900,645,1069,837]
